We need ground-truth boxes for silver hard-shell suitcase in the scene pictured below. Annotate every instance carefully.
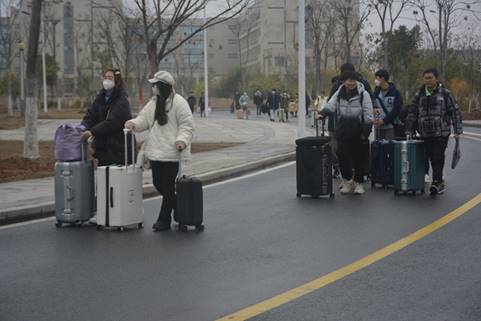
[54,147,95,227]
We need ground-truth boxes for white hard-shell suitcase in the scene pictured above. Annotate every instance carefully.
[96,130,143,231]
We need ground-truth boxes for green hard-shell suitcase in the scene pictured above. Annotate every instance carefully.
[393,139,425,195]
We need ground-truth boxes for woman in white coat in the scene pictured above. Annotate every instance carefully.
[125,71,194,231]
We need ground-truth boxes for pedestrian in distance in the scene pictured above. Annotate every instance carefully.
[305,92,311,118]
[373,69,403,140]
[187,92,197,114]
[239,92,250,120]
[81,68,134,167]
[279,90,290,122]
[199,92,206,118]
[254,89,264,116]
[405,68,463,196]
[266,88,280,122]
[124,71,194,231]
[318,70,373,195]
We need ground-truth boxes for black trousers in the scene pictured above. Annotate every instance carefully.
[151,161,179,223]
[337,137,364,183]
[424,136,449,183]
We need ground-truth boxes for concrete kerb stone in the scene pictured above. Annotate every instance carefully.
[0,151,296,226]
[463,121,481,129]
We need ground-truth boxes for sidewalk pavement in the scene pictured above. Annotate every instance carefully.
[0,115,304,224]
[463,120,481,128]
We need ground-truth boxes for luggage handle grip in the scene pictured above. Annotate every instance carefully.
[66,185,74,201]
[123,129,136,170]
[110,187,114,208]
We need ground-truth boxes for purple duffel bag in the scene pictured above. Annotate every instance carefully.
[54,123,86,162]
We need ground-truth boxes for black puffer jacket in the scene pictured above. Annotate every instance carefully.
[81,87,134,165]
[406,84,463,138]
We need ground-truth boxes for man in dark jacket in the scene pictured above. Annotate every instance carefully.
[81,69,134,166]
[406,68,463,195]
[266,88,280,122]
[187,92,196,113]
[254,89,264,116]
[373,69,402,140]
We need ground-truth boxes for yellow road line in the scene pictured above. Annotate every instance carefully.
[217,192,481,321]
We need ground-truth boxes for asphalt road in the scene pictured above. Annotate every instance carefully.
[1,136,480,321]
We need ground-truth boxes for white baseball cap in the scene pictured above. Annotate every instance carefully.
[148,70,175,86]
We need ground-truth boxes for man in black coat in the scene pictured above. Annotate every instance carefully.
[187,92,196,113]
[266,88,280,122]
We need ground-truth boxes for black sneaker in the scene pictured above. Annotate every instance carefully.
[153,220,171,232]
[333,167,340,179]
[430,181,445,196]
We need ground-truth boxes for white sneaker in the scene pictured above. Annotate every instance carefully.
[340,180,354,194]
[339,178,347,190]
[89,215,97,225]
[424,174,431,183]
[353,182,365,195]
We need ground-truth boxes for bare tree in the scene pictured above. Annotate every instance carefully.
[329,0,371,63]
[368,0,410,69]
[228,17,244,89]
[412,0,477,79]
[133,0,251,76]
[0,0,21,116]
[24,0,42,159]
[307,0,337,96]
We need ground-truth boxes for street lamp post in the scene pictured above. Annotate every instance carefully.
[298,0,306,137]
[18,42,26,116]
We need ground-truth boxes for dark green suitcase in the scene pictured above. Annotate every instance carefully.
[393,140,425,195]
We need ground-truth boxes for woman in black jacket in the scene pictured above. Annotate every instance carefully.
[81,69,134,166]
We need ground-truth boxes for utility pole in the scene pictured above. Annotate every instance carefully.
[298,0,306,138]
[203,5,209,117]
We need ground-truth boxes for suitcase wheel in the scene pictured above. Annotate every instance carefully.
[178,224,188,232]
[138,223,144,229]
[296,193,301,198]
[394,189,399,196]
[96,225,103,231]
[329,193,335,199]
[55,221,63,228]
[196,224,205,232]
[118,226,125,232]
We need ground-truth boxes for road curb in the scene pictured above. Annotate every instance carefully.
[0,151,296,226]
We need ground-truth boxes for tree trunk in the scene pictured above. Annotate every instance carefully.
[148,41,157,77]
[24,0,42,160]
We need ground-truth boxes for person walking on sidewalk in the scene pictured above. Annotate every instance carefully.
[199,92,206,118]
[239,92,250,120]
[318,71,373,195]
[373,69,403,140]
[266,88,280,122]
[81,68,134,166]
[254,89,264,116]
[405,68,463,195]
[187,92,196,114]
[279,90,290,122]
[125,71,194,231]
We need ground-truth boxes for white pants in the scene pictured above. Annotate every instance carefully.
[270,109,276,119]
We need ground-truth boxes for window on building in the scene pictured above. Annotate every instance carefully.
[275,56,285,67]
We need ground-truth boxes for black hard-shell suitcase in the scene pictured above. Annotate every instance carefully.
[295,119,334,198]
[371,139,395,188]
[175,175,204,231]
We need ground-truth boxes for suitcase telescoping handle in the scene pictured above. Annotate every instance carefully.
[315,116,326,137]
[123,128,136,169]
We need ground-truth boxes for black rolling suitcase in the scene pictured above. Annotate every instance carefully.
[371,139,395,188]
[295,119,334,198]
[174,156,204,232]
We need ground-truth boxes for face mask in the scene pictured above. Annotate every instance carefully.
[152,86,160,96]
[374,79,381,87]
[103,79,114,91]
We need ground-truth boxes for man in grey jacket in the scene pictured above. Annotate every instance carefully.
[406,68,463,195]
[319,71,373,195]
